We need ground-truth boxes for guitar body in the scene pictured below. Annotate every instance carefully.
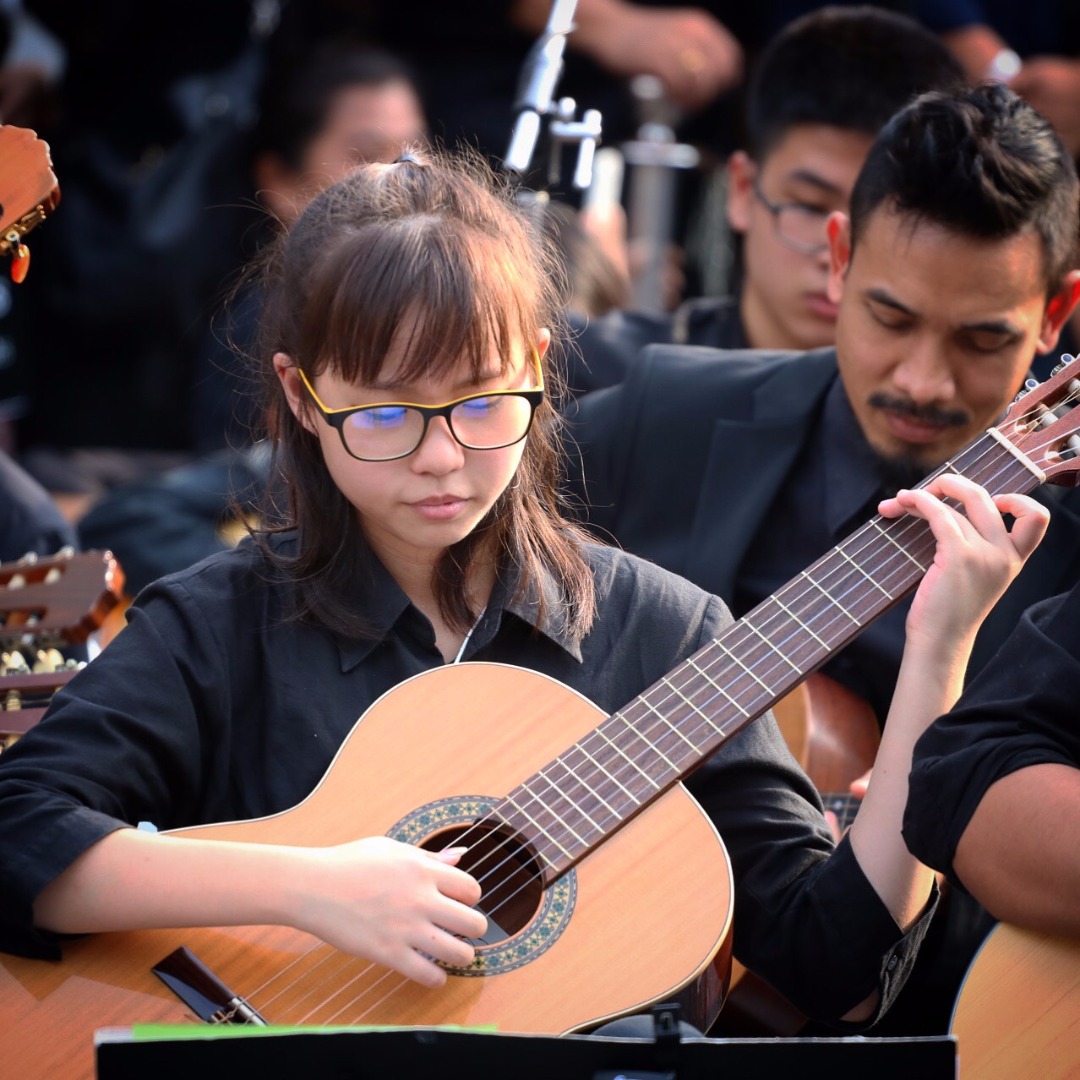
[0,664,733,1080]
[950,922,1080,1079]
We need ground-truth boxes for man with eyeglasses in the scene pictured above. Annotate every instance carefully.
[563,6,965,394]
[566,80,1080,1035]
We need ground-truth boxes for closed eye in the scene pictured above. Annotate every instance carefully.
[352,406,409,430]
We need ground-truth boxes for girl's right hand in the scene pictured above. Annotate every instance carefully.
[289,837,488,987]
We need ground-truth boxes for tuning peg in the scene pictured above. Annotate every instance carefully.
[10,241,30,283]
[1051,354,1077,378]
[4,230,30,283]
[1014,377,1040,402]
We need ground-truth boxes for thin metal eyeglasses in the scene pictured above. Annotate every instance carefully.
[751,177,831,255]
[297,351,545,462]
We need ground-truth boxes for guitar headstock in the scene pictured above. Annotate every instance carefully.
[0,548,125,647]
[996,354,1080,488]
[0,123,60,281]
[1,548,124,747]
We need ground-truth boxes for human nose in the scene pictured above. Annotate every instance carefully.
[890,339,956,405]
[409,415,465,473]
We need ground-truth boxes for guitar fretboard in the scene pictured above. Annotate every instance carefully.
[494,427,1038,881]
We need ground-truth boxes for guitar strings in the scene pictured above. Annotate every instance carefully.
[237,385,1080,1025]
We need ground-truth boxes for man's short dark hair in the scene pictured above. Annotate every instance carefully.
[744,5,964,159]
[254,40,422,171]
[849,82,1080,290]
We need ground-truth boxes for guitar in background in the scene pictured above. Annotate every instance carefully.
[951,922,1080,1079]
[1,549,125,749]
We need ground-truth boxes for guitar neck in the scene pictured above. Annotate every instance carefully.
[501,428,1038,881]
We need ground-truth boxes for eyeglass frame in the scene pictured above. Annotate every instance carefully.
[750,176,832,256]
[296,350,545,462]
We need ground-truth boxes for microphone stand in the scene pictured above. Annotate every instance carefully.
[502,0,603,201]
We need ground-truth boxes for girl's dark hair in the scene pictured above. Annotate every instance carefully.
[850,82,1080,291]
[252,145,597,641]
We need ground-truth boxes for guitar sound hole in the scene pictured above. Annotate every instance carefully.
[421,823,543,945]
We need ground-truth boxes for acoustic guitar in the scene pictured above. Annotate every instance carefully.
[4,360,1080,1080]
[951,922,1080,1079]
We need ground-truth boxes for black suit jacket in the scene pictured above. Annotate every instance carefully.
[566,344,1080,713]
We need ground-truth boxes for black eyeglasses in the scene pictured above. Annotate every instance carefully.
[751,177,831,255]
[298,354,545,462]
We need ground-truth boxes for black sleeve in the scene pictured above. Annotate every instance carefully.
[679,603,934,1030]
[904,583,1080,888]
[0,579,232,958]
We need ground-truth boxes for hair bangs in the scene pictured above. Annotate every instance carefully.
[303,214,540,388]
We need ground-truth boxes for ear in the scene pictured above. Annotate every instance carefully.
[536,326,551,361]
[274,352,318,435]
[825,211,852,305]
[725,151,756,235]
[1037,269,1080,354]
[254,153,305,227]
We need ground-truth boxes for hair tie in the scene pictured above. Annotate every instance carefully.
[395,151,422,165]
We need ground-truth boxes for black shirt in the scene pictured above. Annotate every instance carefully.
[0,532,929,1027]
[734,380,912,723]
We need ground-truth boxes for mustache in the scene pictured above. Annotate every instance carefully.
[867,392,970,428]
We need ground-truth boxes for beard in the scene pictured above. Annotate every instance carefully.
[873,451,935,496]
[865,390,972,495]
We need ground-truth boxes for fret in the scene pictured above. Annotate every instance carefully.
[654,678,719,746]
[771,594,830,650]
[868,518,930,571]
[795,568,862,627]
[714,639,774,695]
[517,774,596,847]
[593,717,661,792]
[540,757,620,830]
[686,656,747,717]
[744,618,803,674]
[635,695,691,759]
[501,791,576,859]
[561,738,639,807]
[832,546,893,598]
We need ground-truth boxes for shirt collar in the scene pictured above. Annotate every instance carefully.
[489,558,585,663]
[822,379,889,537]
[335,551,584,670]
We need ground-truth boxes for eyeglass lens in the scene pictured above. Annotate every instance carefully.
[773,204,829,253]
[342,393,535,459]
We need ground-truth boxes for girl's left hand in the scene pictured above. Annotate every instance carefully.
[878,474,1049,654]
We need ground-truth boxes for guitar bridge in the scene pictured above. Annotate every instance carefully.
[152,946,268,1025]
